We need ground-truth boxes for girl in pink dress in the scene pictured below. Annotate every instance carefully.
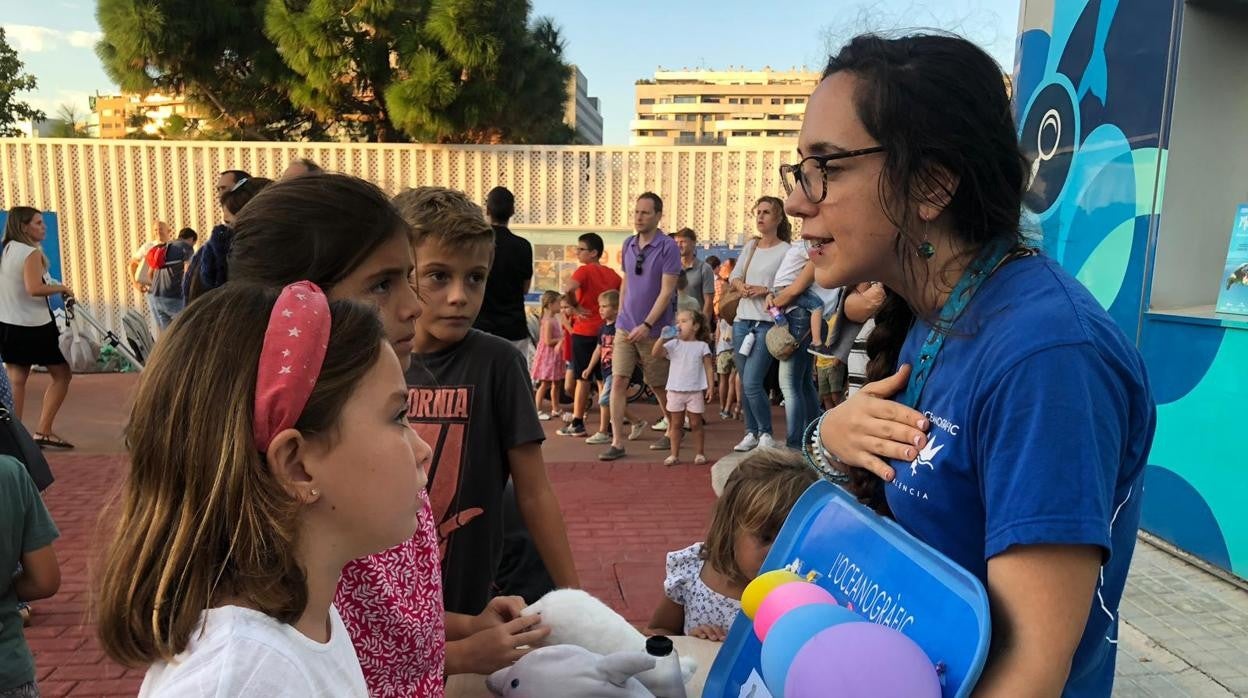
[531,290,565,419]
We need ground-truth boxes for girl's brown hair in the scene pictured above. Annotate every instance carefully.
[676,308,712,347]
[754,196,793,243]
[539,289,561,314]
[95,283,385,667]
[702,450,817,585]
[229,173,412,293]
[3,206,41,246]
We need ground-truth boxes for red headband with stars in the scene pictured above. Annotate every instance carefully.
[253,281,331,452]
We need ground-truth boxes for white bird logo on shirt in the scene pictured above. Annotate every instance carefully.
[910,435,946,476]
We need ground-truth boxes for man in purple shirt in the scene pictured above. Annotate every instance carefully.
[599,192,680,461]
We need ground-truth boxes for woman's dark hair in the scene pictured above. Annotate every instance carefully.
[228,173,411,291]
[754,196,792,242]
[219,177,274,216]
[826,33,1027,511]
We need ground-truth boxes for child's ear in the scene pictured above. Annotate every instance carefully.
[265,429,320,505]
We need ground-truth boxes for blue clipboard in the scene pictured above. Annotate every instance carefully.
[704,481,991,697]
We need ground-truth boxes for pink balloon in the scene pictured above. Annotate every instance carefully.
[753,582,838,642]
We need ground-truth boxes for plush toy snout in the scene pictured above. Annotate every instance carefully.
[485,645,656,697]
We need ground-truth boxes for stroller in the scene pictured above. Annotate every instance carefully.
[64,298,150,371]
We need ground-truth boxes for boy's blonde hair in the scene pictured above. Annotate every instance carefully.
[702,450,817,586]
[95,284,384,667]
[599,289,620,308]
[392,186,494,260]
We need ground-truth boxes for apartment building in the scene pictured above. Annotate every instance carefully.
[631,67,820,147]
[88,93,203,138]
[565,65,604,145]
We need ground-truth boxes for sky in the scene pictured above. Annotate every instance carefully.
[5,0,1021,144]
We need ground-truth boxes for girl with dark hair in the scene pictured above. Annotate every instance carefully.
[788,34,1154,696]
[726,196,792,453]
[227,173,544,697]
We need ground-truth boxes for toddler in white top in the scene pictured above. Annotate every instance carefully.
[647,449,817,640]
[651,309,715,466]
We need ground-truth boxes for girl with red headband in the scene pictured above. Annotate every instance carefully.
[94,282,432,696]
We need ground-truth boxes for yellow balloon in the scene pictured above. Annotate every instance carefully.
[741,569,803,619]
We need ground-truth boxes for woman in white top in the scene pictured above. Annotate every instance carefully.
[0,208,74,449]
[727,196,792,452]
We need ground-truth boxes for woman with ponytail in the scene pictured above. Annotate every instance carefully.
[785,33,1155,696]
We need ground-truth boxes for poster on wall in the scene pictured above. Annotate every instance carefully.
[1215,204,1248,316]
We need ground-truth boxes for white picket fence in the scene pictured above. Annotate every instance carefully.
[0,138,796,330]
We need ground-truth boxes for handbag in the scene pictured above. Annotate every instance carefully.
[765,323,801,360]
[0,406,54,491]
[59,308,101,373]
[716,240,758,324]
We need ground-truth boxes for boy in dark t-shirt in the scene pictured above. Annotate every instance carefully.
[581,289,638,445]
[393,186,579,617]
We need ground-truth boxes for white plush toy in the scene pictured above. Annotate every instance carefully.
[522,589,697,695]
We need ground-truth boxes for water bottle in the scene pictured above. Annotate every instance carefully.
[768,305,788,327]
[660,325,678,340]
[740,331,755,356]
[643,636,688,698]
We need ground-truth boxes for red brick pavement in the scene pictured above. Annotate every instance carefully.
[23,374,778,695]
[28,450,727,695]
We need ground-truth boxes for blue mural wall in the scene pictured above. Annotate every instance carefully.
[1016,0,1245,576]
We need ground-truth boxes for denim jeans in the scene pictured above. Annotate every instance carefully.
[732,319,776,437]
[148,294,186,331]
[778,306,820,448]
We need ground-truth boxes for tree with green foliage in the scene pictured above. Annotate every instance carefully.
[95,0,575,143]
[0,27,46,137]
[264,0,575,143]
[95,0,323,140]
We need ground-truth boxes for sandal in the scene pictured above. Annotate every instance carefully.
[663,455,680,466]
[34,433,75,450]
[693,454,708,465]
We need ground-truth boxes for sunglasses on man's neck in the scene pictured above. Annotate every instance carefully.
[634,250,646,275]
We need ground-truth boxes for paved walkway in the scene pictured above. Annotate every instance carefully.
[15,373,1248,696]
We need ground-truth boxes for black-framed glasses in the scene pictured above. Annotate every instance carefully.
[634,250,646,275]
[779,147,886,204]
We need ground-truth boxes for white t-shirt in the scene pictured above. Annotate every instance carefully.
[715,319,733,354]
[0,242,53,327]
[771,245,843,314]
[139,605,367,698]
[663,338,711,392]
[729,239,791,322]
[772,244,810,289]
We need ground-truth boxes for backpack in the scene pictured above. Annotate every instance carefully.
[135,242,167,286]
[145,243,168,271]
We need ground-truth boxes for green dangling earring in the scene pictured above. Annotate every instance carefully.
[918,241,936,259]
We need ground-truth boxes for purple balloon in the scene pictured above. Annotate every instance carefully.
[784,622,941,698]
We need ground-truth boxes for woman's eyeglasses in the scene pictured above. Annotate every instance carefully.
[779,147,885,204]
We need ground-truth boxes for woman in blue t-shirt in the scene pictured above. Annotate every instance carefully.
[786,34,1156,697]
